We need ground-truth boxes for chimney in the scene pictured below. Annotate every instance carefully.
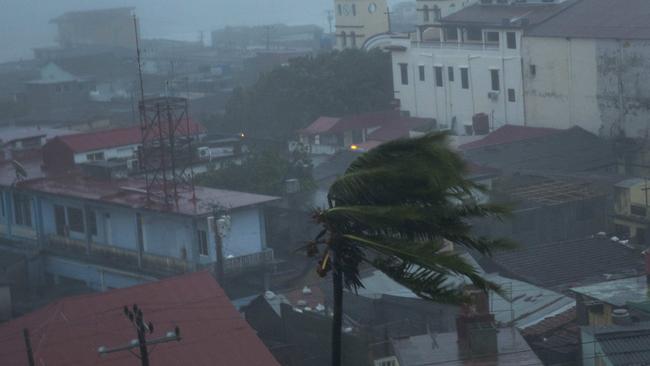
[612,308,632,326]
[456,286,497,357]
[643,249,650,284]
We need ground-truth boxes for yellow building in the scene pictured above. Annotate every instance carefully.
[334,0,390,49]
[613,178,650,245]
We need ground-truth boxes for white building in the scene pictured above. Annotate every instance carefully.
[334,0,390,49]
[392,2,568,133]
[393,0,650,138]
[522,0,650,138]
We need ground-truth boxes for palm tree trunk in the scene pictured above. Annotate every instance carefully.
[331,248,343,366]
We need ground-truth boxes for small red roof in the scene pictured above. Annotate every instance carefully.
[299,117,340,135]
[459,125,561,151]
[0,271,279,366]
[52,120,206,153]
[299,111,408,136]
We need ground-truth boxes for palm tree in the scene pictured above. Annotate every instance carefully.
[306,132,513,366]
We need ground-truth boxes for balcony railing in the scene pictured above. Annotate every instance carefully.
[412,41,500,51]
[46,234,272,276]
[224,248,274,274]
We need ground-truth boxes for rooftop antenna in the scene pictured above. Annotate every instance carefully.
[133,14,145,101]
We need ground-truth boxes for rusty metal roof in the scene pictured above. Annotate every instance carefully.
[527,0,650,40]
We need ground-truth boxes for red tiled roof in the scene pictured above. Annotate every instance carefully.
[53,120,206,153]
[459,125,561,151]
[299,111,408,136]
[299,117,340,135]
[0,271,279,366]
[366,116,430,142]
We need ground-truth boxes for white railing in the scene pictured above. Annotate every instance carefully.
[224,248,274,273]
[47,234,272,275]
[412,41,500,52]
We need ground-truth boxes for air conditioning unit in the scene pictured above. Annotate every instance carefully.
[488,91,500,101]
[197,146,210,159]
[126,158,139,171]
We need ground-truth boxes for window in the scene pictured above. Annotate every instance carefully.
[13,193,32,227]
[448,67,454,82]
[399,63,409,85]
[637,228,646,245]
[351,31,357,47]
[67,207,84,233]
[486,31,499,44]
[631,204,647,217]
[418,65,425,81]
[337,4,342,15]
[198,230,209,256]
[508,88,516,102]
[490,69,500,91]
[423,5,430,22]
[530,64,537,76]
[507,32,517,49]
[87,210,97,236]
[86,152,105,161]
[445,27,458,41]
[352,4,356,16]
[460,67,469,89]
[433,6,441,21]
[466,28,482,42]
[614,224,630,237]
[434,66,443,87]
[54,205,66,236]
[341,31,347,48]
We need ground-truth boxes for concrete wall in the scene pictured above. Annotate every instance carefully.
[392,30,524,133]
[523,37,601,134]
[72,143,139,164]
[524,36,650,138]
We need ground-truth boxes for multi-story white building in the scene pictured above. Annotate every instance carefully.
[393,0,650,138]
[334,0,390,49]
[393,2,569,133]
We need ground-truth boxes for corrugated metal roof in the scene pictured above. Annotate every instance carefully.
[527,0,650,40]
[0,271,279,366]
[52,120,205,153]
[596,325,650,366]
[459,125,561,151]
[440,2,572,28]
[491,237,644,291]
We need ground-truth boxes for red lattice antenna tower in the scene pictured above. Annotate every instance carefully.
[138,97,196,206]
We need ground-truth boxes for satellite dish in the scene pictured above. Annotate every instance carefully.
[11,160,28,183]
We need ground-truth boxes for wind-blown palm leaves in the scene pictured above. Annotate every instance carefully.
[307,132,513,366]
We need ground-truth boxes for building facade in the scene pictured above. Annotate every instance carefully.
[522,0,650,138]
[389,2,570,133]
[0,158,277,291]
[334,0,390,49]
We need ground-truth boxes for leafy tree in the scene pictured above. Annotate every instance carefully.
[195,147,313,196]
[215,48,393,140]
[306,133,513,366]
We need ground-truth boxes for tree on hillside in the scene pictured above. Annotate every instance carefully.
[306,133,514,366]
[215,48,393,140]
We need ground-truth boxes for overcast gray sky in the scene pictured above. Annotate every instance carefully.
[0,0,338,62]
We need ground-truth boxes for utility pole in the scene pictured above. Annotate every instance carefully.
[385,6,392,33]
[98,305,181,366]
[326,10,334,34]
[264,25,274,50]
[23,328,35,366]
[210,216,225,284]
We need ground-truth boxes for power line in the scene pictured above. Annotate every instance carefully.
[97,304,181,366]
